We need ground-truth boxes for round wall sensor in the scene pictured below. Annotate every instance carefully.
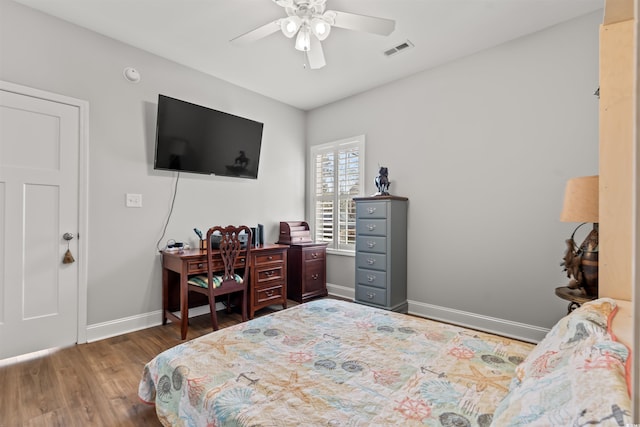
[123,67,141,83]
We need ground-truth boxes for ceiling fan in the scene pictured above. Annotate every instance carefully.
[230,0,395,69]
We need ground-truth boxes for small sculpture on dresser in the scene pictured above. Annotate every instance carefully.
[374,166,390,196]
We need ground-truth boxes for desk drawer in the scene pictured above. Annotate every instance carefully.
[254,251,285,266]
[187,257,247,274]
[254,283,284,305]
[256,265,285,284]
[187,260,207,274]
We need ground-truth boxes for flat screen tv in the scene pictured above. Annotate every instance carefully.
[154,94,263,179]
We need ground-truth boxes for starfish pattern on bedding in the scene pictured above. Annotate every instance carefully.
[448,365,511,392]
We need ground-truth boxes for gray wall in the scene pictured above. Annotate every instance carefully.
[0,0,306,326]
[0,0,602,339]
[307,11,601,332]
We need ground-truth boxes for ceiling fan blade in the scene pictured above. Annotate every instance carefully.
[330,10,395,36]
[306,36,326,69]
[230,20,281,45]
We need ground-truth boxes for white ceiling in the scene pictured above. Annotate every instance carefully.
[12,0,603,110]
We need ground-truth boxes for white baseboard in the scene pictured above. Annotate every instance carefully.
[85,289,548,344]
[327,282,355,300]
[85,304,223,343]
[86,311,162,343]
[408,299,549,343]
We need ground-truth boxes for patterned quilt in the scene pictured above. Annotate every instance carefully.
[139,299,533,426]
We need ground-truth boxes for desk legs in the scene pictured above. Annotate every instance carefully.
[162,267,168,325]
[162,266,190,340]
[179,273,189,340]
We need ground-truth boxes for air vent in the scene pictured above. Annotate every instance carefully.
[384,40,414,57]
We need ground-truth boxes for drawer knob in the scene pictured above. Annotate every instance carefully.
[267,256,273,260]
[311,273,319,280]
[366,258,375,265]
[266,290,274,297]
[367,207,376,214]
[197,263,203,268]
[367,241,376,248]
[311,252,318,258]
[265,270,274,277]
[367,274,376,282]
[367,292,375,299]
[367,224,376,231]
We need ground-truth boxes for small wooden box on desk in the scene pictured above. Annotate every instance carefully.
[278,221,328,303]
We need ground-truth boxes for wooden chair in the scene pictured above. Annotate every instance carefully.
[187,225,251,331]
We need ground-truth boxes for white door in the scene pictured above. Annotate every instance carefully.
[0,83,86,359]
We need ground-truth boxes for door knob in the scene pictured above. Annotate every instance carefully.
[63,232,75,241]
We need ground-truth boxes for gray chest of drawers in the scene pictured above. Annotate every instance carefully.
[354,195,408,312]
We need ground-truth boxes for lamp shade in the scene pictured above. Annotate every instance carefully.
[560,175,599,223]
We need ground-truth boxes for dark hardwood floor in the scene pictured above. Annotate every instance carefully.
[0,304,295,427]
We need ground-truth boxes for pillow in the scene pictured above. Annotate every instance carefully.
[491,298,632,426]
[187,274,243,289]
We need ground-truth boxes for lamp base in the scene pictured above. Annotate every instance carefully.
[562,223,598,298]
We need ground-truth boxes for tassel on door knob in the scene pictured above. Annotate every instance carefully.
[62,232,75,264]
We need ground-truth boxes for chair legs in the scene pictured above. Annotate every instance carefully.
[208,290,246,331]
[209,294,219,331]
[240,290,247,322]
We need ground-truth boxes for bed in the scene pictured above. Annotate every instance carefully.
[139,298,632,426]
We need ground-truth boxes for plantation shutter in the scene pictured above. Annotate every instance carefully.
[311,137,364,252]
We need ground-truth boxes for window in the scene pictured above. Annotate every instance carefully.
[309,135,365,253]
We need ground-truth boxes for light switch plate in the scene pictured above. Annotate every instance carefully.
[126,193,142,208]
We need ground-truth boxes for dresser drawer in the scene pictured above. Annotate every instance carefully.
[304,259,325,291]
[254,283,284,304]
[356,219,387,236]
[356,236,386,254]
[357,268,387,289]
[356,201,387,219]
[356,252,386,271]
[303,248,325,261]
[356,284,387,307]
[254,251,285,266]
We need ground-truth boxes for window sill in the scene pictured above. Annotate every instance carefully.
[326,248,355,257]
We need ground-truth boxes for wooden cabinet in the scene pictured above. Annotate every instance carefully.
[286,243,328,303]
[354,196,408,312]
[249,247,287,319]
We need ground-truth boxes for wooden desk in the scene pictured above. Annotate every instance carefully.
[162,244,288,339]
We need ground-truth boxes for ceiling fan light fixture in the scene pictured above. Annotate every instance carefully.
[311,17,331,41]
[295,26,311,51]
[281,16,302,38]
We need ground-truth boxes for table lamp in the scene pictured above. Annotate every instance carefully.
[560,175,599,296]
